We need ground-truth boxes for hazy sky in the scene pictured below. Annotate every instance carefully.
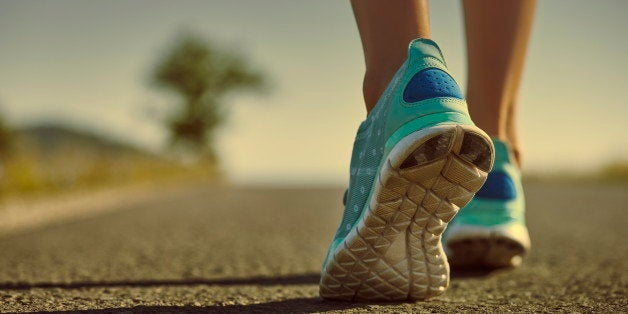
[1,0,626,184]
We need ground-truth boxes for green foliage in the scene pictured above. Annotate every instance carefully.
[598,161,628,181]
[152,32,265,160]
[0,124,220,197]
[0,113,12,160]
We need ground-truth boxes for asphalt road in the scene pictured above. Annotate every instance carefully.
[0,182,626,313]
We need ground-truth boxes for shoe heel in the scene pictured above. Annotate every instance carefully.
[320,124,495,301]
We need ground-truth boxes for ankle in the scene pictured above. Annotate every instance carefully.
[362,67,400,113]
[493,137,523,168]
[509,144,522,168]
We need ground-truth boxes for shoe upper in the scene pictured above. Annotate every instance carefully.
[324,39,476,265]
[448,139,526,228]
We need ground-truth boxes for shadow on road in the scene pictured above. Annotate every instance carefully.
[29,298,369,313]
[451,267,503,278]
[1,269,497,291]
[9,272,504,313]
[0,273,320,290]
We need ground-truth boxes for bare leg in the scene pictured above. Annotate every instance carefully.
[351,0,431,113]
[463,0,537,165]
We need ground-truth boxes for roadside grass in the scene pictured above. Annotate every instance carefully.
[1,123,625,203]
[524,161,628,184]
[0,140,220,201]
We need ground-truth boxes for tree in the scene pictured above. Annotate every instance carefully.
[152,32,265,161]
[0,111,11,160]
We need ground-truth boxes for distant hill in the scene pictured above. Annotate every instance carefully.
[17,124,155,159]
[0,124,218,196]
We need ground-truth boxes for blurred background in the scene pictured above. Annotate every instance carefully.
[0,1,627,312]
[0,0,626,198]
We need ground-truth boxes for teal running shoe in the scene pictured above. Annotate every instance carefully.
[444,139,531,268]
[319,39,495,301]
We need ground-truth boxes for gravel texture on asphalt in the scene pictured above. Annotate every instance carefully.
[0,182,626,313]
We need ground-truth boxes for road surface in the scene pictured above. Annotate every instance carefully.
[0,182,626,312]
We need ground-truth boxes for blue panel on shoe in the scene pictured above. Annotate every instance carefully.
[475,172,517,200]
[403,68,463,102]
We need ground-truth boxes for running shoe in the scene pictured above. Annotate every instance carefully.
[444,139,530,268]
[319,38,495,301]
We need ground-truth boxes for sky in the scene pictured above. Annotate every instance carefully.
[0,0,626,184]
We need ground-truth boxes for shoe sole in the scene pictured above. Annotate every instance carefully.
[320,124,494,301]
[446,226,530,268]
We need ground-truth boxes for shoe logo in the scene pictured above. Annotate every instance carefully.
[403,68,463,103]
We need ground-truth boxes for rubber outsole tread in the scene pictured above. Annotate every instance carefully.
[320,125,494,301]
[447,235,526,268]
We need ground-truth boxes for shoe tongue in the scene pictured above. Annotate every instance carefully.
[407,38,447,66]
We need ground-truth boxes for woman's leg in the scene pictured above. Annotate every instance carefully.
[444,0,536,269]
[322,1,501,300]
[351,0,431,113]
[463,0,537,165]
